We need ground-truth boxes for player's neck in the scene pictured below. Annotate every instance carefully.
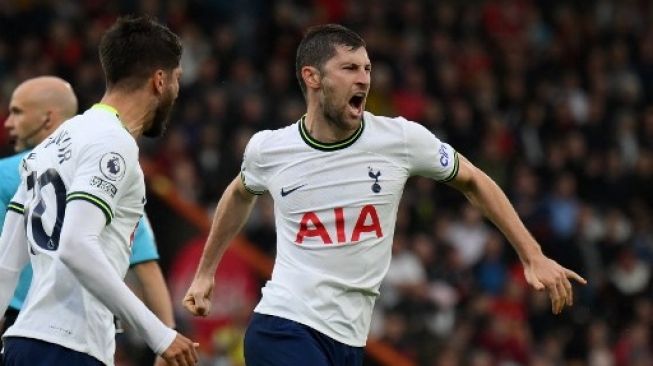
[100,90,153,139]
[304,105,359,143]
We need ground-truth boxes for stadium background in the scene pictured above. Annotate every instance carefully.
[0,0,652,365]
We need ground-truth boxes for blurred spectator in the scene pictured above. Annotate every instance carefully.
[613,323,652,366]
[586,320,615,366]
[444,203,490,269]
[545,172,580,241]
[474,231,508,296]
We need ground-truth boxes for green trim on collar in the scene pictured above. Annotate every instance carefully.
[92,103,128,131]
[298,115,365,151]
[92,103,119,119]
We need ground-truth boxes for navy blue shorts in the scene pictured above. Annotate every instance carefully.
[244,313,364,366]
[2,337,103,366]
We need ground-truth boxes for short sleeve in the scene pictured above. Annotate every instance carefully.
[240,130,271,195]
[404,119,459,182]
[130,214,160,265]
[66,134,138,225]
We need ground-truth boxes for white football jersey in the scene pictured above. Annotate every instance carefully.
[241,111,459,346]
[4,104,145,365]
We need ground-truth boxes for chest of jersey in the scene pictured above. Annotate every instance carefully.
[268,149,407,247]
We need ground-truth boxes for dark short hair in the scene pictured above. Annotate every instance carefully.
[99,15,182,90]
[295,24,366,96]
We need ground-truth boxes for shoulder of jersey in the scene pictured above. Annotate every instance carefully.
[361,111,412,139]
[67,110,135,146]
[364,111,407,128]
[251,122,299,150]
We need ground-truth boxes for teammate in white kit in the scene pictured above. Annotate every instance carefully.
[0,76,176,366]
[183,24,587,365]
[0,16,197,366]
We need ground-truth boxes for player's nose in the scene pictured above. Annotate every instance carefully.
[4,115,14,130]
[355,70,370,86]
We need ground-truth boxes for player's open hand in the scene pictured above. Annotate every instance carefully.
[183,275,214,316]
[523,254,587,314]
[161,332,199,366]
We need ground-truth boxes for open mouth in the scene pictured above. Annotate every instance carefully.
[349,93,365,113]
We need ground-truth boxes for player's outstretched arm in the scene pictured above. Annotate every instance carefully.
[183,174,258,317]
[58,200,198,364]
[0,211,29,315]
[446,154,587,314]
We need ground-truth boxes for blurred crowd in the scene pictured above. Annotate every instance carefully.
[1,0,652,365]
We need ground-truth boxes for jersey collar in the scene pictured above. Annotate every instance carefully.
[91,103,128,131]
[298,115,365,151]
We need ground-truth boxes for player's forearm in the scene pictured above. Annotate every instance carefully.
[134,261,175,328]
[0,212,29,315]
[196,176,257,277]
[0,268,20,316]
[452,160,543,264]
[59,201,176,354]
[62,249,175,354]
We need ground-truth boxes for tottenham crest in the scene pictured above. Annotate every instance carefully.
[368,167,382,193]
[99,152,126,181]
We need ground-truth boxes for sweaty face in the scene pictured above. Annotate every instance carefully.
[4,88,47,152]
[318,46,371,131]
[144,66,182,138]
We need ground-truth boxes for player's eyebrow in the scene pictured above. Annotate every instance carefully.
[341,62,372,69]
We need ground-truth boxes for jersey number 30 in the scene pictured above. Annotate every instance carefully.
[25,168,66,251]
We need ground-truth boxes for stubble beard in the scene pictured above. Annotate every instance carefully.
[144,91,175,138]
[320,82,352,131]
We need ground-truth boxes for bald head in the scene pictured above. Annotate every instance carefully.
[14,76,78,119]
[5,76,78,152]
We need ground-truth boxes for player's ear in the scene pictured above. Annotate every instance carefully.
[152,69,166,95]
[43,111,51,126]
[302,66,321,90]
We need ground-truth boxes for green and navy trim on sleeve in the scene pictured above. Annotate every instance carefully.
[299,115,365,151]
[240,172,265,195]
[438,151,460,183]
[7,201,24,214]
[66,191,113,225]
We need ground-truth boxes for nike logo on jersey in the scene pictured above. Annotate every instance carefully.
[281,184,306,197]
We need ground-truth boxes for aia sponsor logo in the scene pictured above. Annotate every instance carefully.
[295,205,383,244]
